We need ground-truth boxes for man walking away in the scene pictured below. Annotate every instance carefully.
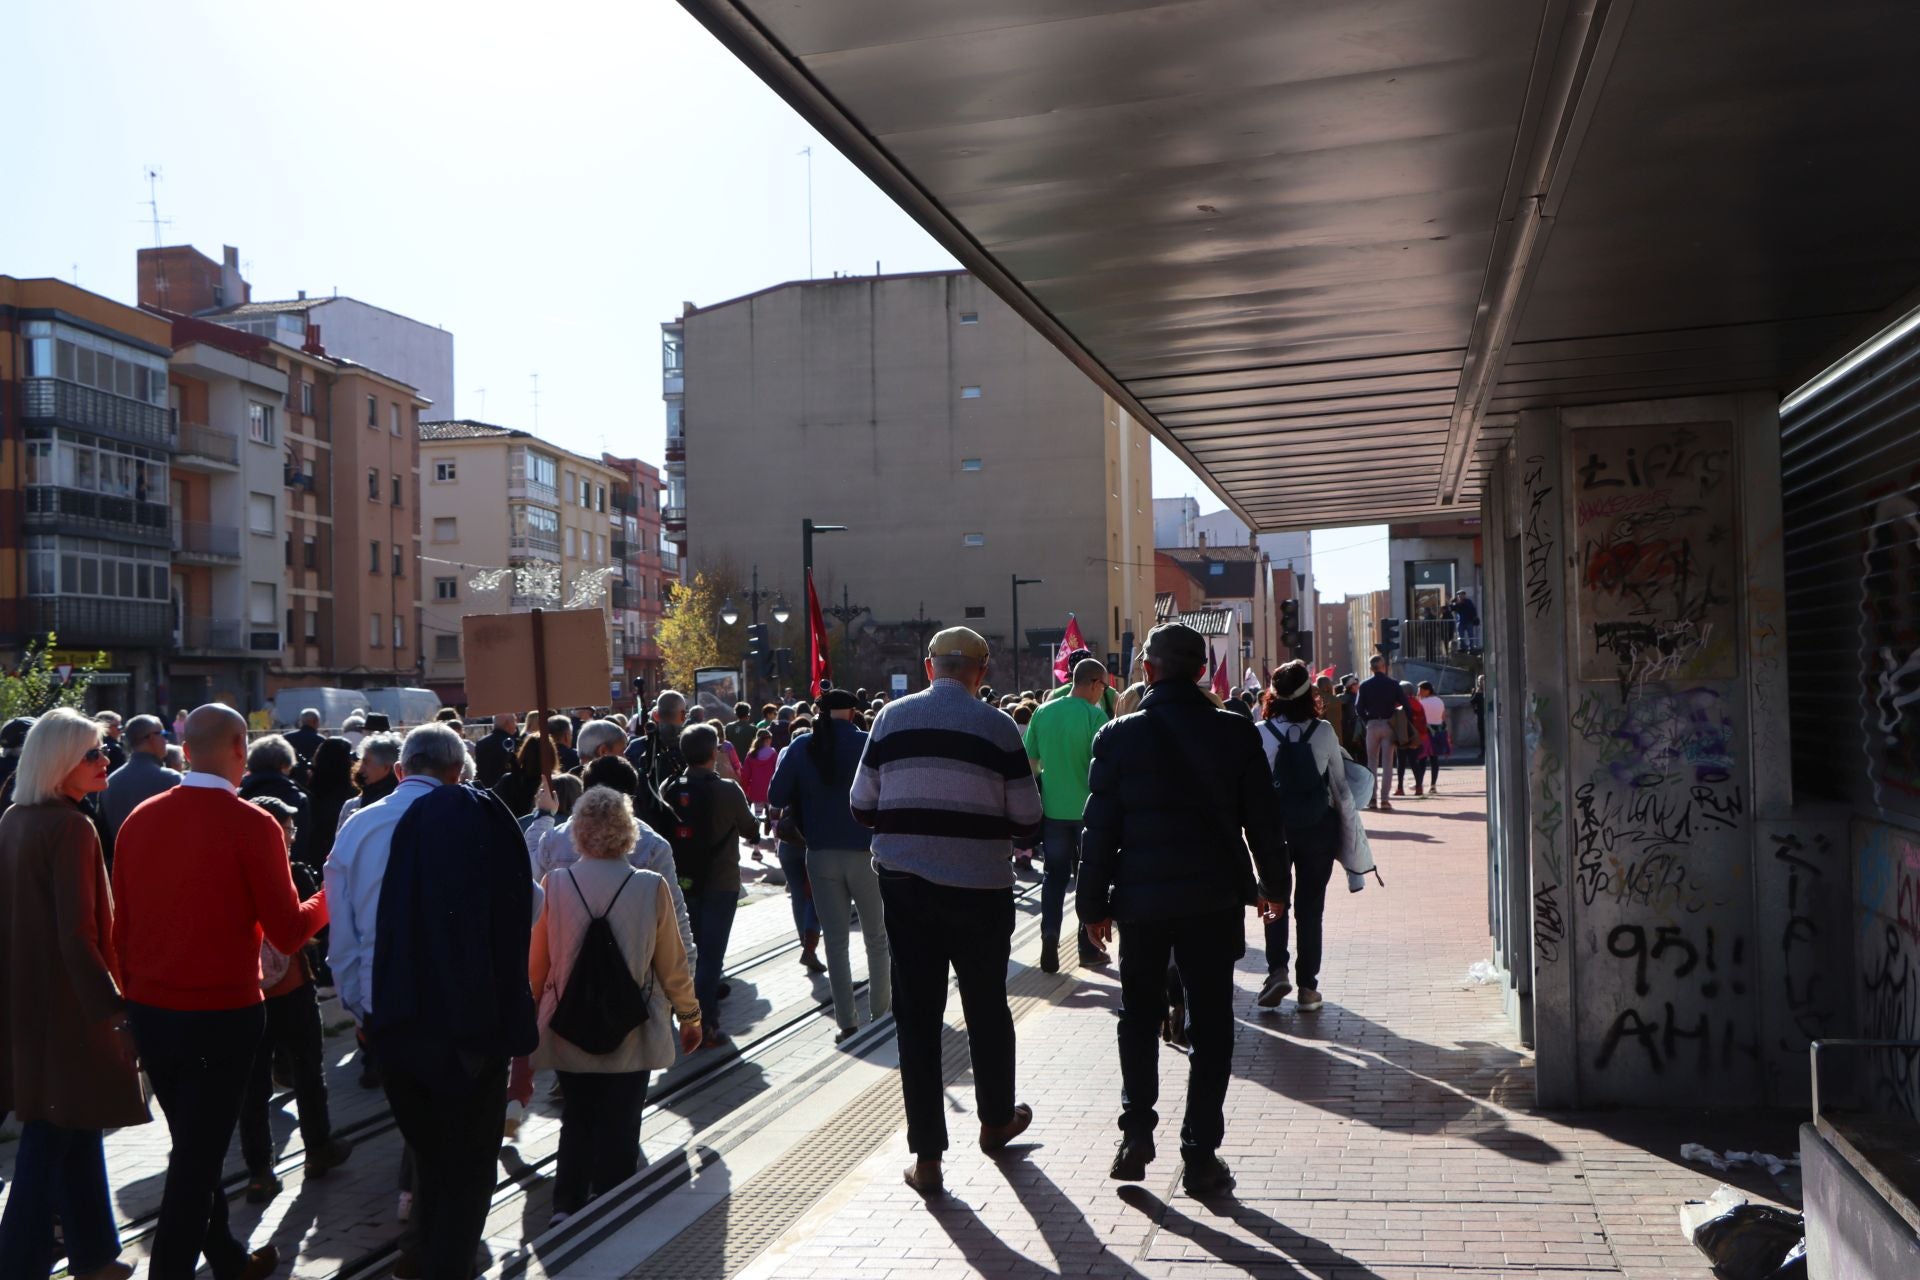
[664,723,756,1047]
[851,627,1043,1196]
[285,708,325,774]
[474,713,519,790]
[361,724,537,1280]
[1354,655,1407,812]
[724,702,757,763]
[1078,623,1287,1198]
[1024,657,1110,973]
[96,711,128,773]
[101,714,180,849]
[113,705,329,1280]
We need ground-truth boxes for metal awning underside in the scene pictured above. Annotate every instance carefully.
[678,0,1920,531]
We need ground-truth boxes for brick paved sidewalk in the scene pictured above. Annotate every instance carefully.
[734,772,1802,1280]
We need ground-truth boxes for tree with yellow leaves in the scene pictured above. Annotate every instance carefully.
[656,568,746,695]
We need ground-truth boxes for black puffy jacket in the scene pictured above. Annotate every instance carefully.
[1077,679,1287,924]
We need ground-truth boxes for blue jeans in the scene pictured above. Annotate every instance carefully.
[0,1121,121,1274]
[686,883,740,1029]
[777,841,819,936]
[1040,818,1084,946]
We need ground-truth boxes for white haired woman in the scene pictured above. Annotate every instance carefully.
[529,785,702,1226]
[0,708,148,1279]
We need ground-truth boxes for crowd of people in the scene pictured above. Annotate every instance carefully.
[0,620,1462,1276]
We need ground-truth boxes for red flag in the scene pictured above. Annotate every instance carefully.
[1318,665,1336,681]
[1211,643,1231,698]
[806,570,831,697]
[1054,615,1087,685]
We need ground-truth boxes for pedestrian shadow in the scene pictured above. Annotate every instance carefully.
[1117,1185,1385,1279]
[1239,1008,1563,1165]
[925,1156,1150,1278]
[1363,830,1438,843]
[1432,809,1489,822]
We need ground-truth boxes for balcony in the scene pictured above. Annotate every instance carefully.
[173,420,240,471]
[509,477,559,506]
[665,433,685,463]
[21,378,175,452]
[25,486,170,546]
[172,519,242,564]
[508,532,562,560]
[662,505,686,531]
[27,597,172,649]
[176,617,246,653]
[611,538,635,560]
[612,490,640,516]
[612,583,638,610]
[659,547,680,573]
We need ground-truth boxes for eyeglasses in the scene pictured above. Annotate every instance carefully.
[82,747,107,763]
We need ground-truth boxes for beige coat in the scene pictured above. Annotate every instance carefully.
[0,801,149,1130]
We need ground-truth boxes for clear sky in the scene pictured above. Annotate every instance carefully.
[2,0,1383,598]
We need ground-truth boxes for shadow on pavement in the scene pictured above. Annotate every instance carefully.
[927,1156,1150,1279]
[1118,1184,1385,1279]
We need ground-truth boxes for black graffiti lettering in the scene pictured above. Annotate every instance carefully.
[1596,1007,1659,1069]
[1594,1002,1758,1074]
[1533,882,1565,965]
[1577,452,1623,490]
[1523,457,1557,619]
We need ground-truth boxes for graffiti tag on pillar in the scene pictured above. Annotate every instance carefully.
[1572,423,1737,690]
[1859,483,1920,810]
[1522,455,1556,619]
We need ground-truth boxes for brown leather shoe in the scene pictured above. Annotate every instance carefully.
[979,1103,1033,1154]
[239,1245,281,1280]
[74,1264,134,1280]
[903,1159,944,1196]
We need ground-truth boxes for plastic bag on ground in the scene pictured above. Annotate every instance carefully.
[1681,1183,1805,1280]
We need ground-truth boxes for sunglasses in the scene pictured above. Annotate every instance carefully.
[82,747,107,764]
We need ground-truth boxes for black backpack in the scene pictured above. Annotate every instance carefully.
[547,869,651,1055]
[1265,720,1332,829]
[664,771,724,896]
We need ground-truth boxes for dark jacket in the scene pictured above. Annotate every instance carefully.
[285,725,325,764]
[368,783,536,1078]
[1077,679,1287,925]
[766,719,872,853]
[101,737,128,774]
[1354,673,1406,724]
[239,770,313,866]
[474,730,518,790]
[102,752,182,842]
[625,723,685,793]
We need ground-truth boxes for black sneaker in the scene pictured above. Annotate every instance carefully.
[718,980,733,999]
[1039,937,1060,974]
[1110,1136,1155,1181]
[304,1135,354,1178]
[1181,1151,1236,1197]
[244,1169,282,1204]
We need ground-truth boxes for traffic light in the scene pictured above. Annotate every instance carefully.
[746,623,770,676]
[1295,630,1313,663]
[1379,617,1401,656]
[1280,598,1299,636]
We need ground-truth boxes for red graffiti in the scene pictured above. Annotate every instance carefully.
[1578,488,1676,525]
[1585,538,1694,594]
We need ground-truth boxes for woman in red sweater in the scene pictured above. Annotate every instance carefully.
[111,704,328,1280]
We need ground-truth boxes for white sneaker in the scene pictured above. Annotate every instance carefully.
[397,1190,414,1222]
[1296,988,1324,1012]
[502,1101,524,1141]
[1256,973,1293,1008]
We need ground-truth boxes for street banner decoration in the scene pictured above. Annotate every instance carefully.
[1211,642,1232,698]
[807,570,831,697]
[1053,614,1088,685]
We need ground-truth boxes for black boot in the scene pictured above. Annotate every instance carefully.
[1039,936,1059,974]
[1110,1135,1155,1181]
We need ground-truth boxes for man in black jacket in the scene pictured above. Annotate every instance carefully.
[285,708,326,765]
[1078,623,1287,1196]
[473,712,519,789]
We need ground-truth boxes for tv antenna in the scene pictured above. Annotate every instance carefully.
[476,387,487,418]
[530,372,540,430]
[142,167,171,248]
[799,146,814,279]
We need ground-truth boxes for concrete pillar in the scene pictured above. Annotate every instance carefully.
[1494,393,1843,1108]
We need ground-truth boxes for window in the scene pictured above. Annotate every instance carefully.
[366,395,378,427]
[247,403,274,445]
[596,484,606,513]
[962,458,983,472]
[370,541,381,573]
[389,404,400,436]
[565,527,576,557]
[392,545,403,577]
[247,492,274,535]
[960,386,982,399]
[284,534,293,566]
[963,532,985,547]
[368,468,381,501]
[26,535,168,601]
[299,382,314,415]
[581,478,592,508]
[248,582,276,628]
[303,534,317,569]
[432,517,457,542]
[304,610,318,642]
[958,312,979,324]
[393,616,405,648]
[965,605,987,619]
[435,633,460,661]
[392,474,403,506]
[433,459,456,482]
[370,613,383,647]
[1209,562,1224,576]
[434,576,458,600]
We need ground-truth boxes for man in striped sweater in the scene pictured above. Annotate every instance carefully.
[851,626,1044,1196]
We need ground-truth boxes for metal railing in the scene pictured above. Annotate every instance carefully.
[21,378,175,450]
[611,583,638,610]
[174,420,240,467]
[172,520,242,560]
[1401,618,1460,664]
[177,617,246,652]
[508,478,559,505]
[508,532,562,556]
[661,505,686,526]
[659,548,680,572]
[611,538,635,560]
[27,598,172,647]
[26,486,170,540]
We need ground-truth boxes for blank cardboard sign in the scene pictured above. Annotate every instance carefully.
[462,609,610,715]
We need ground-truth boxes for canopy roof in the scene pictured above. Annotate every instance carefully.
[679,0,1920,528]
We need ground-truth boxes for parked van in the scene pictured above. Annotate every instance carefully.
[268,688,370,733]
[361,687,444,730]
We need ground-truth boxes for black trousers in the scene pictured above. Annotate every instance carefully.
[878,867,1016,1157]
[381,1055,507,1280]
[127,1002,265,1280]
[1116,910,1243,1154]
[1263,807,1341,989]
[239,982,333,1172]
[552,1070,650,1214]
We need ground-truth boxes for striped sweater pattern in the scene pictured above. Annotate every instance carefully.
[850,679,1043,889]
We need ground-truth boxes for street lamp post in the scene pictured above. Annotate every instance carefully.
[802,518,848,692]
[826,583,867,676]
[1011,574,1043,692]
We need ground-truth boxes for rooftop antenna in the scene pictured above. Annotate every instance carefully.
[476,387,487,418]
[798,146,814,278]
[530,372,540,431]
[142,166,171,248]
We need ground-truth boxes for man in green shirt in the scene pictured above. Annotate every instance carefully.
[1045,647,1120,718]
[1025,657,1112,972]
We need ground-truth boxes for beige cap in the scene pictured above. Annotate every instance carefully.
[926,626,990,662]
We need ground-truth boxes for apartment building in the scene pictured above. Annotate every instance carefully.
[602,453,668,706]
[139,249,432,694]
[1,278,176,712]
[672,271,1154,688]
[417,421,617,707]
